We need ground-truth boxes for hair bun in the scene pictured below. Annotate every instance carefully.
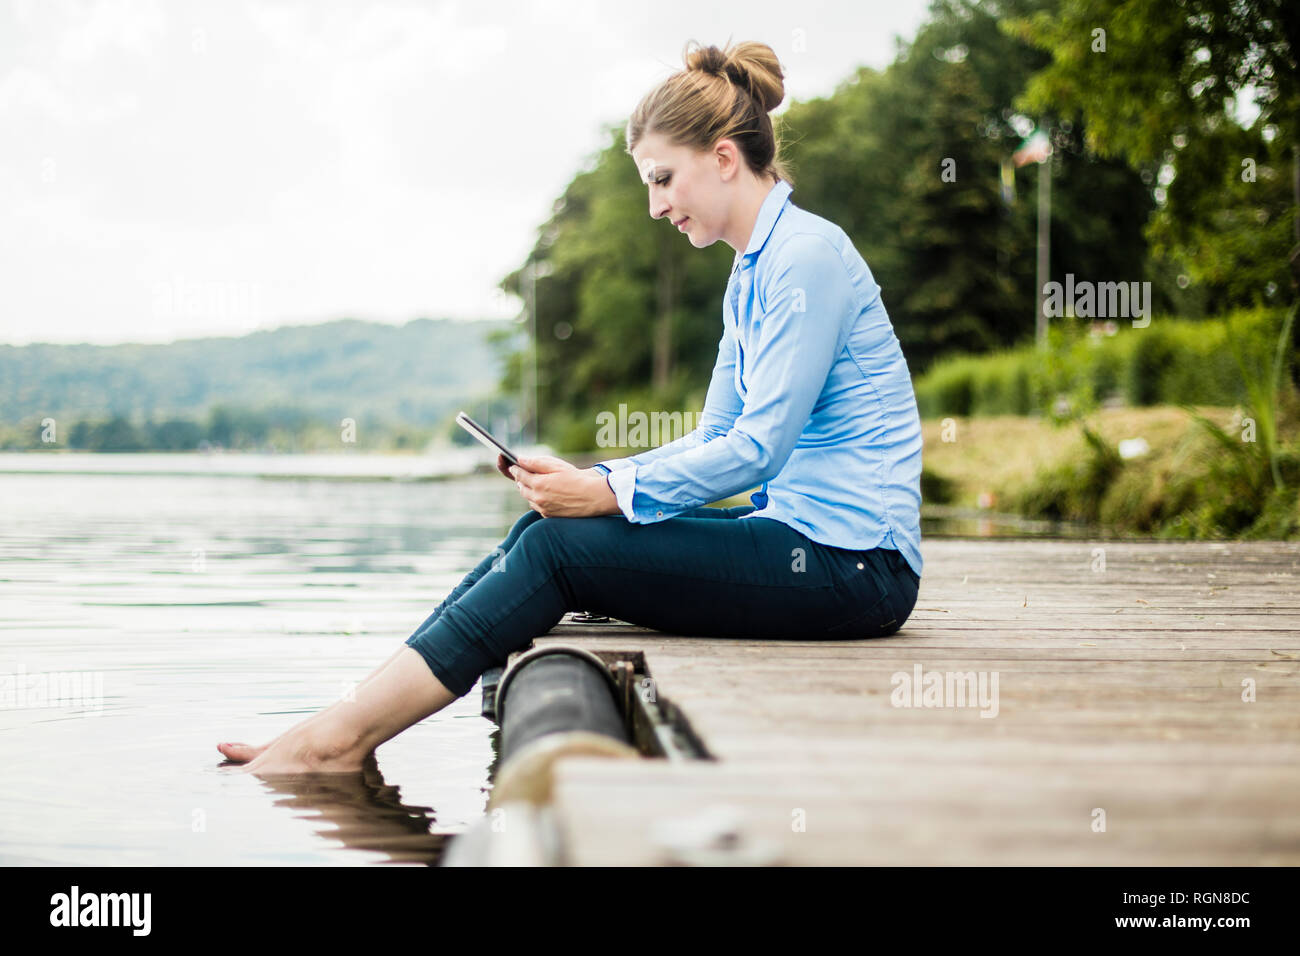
[686,44,730,77]
[683,39,785,113]
[627,37,794,187]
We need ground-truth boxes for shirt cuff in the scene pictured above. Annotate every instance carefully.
[592,463,611,476]
[604,463,671,523]
[595,458,636,472]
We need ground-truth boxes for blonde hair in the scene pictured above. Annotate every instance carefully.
[626,39,794,187]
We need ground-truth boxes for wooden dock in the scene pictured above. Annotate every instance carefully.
[526,539,1300,865]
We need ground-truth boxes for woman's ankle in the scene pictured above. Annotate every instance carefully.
[305,714,371,762]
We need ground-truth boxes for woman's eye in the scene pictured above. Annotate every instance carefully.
[654,175,670,185]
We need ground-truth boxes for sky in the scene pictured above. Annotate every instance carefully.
[0,0,933,345]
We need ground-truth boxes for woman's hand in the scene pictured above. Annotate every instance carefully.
[505,454,621,518]
[496,452,575,481]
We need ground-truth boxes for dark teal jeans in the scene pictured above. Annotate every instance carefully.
[404,505,920,697]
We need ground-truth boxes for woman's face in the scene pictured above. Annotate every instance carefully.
[632,130,726,249]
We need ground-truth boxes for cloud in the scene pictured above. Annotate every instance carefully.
[0,0,931,345]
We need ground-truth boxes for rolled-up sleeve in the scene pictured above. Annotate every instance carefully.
[607,234,856,523]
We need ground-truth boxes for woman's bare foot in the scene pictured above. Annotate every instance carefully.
[237,724,368,775]
[216,741,271,763]
[216,645,414,767]
[220,647,458,776]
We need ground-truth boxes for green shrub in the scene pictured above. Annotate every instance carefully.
[916,356,977,417]
[920,466,957,505]
[915,307,1290,418]
[970,351,1034,416]
[1012,422,1123,523]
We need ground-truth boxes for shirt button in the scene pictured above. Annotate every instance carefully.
[857,562,864,569]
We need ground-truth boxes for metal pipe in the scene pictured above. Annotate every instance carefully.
[496,645,629,757]
[488,645,638,809]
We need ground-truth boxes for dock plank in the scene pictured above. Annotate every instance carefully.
[537,539,1300,865]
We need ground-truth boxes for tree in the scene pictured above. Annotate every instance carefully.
[1008,0,1300,300]
[786,0,1154,369]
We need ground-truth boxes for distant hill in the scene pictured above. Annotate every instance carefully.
[0,318,521,427]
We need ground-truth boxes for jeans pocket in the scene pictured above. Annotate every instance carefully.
[823,590,894,639]
[820,546,898,638]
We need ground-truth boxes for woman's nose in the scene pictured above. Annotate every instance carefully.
[647,184,667,219]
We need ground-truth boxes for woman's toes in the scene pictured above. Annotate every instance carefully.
[217,741,265,763]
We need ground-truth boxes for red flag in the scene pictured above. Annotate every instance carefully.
[1012,130,1051,167]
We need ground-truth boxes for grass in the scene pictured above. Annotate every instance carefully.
[921,400,1300,538]
[918,406,1213,511]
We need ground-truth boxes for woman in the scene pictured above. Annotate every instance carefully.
[218,39,923,774]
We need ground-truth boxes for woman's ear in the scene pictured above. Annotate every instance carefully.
[713,137,742,183]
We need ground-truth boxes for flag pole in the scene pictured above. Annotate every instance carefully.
[1035,137,1051,351]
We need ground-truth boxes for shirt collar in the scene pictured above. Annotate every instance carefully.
[734,179,793,269]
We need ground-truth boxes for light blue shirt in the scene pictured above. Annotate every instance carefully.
[595,178,923,578]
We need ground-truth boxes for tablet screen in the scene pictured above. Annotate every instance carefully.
[456,412,519,466]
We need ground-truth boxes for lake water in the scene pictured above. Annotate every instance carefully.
[0,453,1102,867]
[0,454,526,866]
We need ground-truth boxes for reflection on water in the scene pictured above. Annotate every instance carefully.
[0,462,521,866]
[242,746,508,865]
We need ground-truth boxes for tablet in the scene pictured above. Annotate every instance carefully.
[456,411,520,468]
